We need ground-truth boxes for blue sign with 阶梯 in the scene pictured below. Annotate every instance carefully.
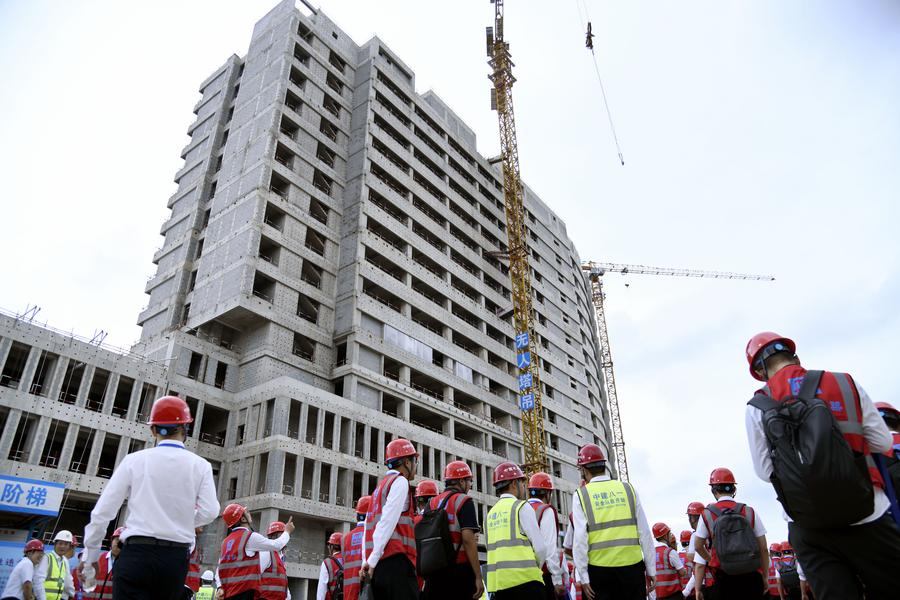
[514,332,529,350]
[518,373,533,391]
[519,393,535,411]
[0,475,65,517]
[0,540,27,593]
[516,352,531,370]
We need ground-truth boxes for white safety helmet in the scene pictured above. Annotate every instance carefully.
[201,570,214,582]
[53,530,74,543]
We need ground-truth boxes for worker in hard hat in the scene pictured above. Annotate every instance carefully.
[422,461,483,600]
[525,471,564,599]
[88,527,123,600]
[341,496,371,600]
[37,530,75,600]
[683,502,712,597]
[184,527,204,598]
[651,523,686,600]
[315,533,343,600]
[195,571,215,600]
[216,504,294,600]
[2,539,45,600]
[414,480,439,519]
[692,468,768,600]
[81,396,220,599]
[745,332,900,598]
[485,462,559,599]
[571,443,656,600]
[259,521,291,600]
[360,438,419,599]
[677,530,693,596]
[765,542,781,599]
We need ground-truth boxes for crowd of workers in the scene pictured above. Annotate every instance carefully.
[2,331,899,600]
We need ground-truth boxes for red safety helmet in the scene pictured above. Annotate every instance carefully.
[686,501,705,516]
[680,530,693,545]
[444,460,473,481]
[328,532,343,546]
[652,522,671,539]
[746,332,796,381]
[148,395,193,425]
[577,444,606,466]
[355,495,372,515]
[492,462,525,486]
[528,472,554,491]
[385,439,418,464]
[267,521,286,536]
[222,503,247,528]
[112,527,125,539]
[24,539,44,553]
[769,542,781,553]
[875,402,900,417]
[415,480,439,498]
[781,541,793,552]
[709,467,736,486]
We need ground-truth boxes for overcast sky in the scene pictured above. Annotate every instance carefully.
[2,0,899,542]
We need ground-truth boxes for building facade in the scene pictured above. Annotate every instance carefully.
[0,1,612,597]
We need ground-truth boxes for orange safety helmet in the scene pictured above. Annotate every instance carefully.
[528,472,554,491]
[355,495,372,515]
[385,439,418,464]
[492,462,525,486]
[24,539,44,553]
[686,501,705,516]
[112,527,125,539]
[652,522,671,539]
[267,521,286,536]
[444,460,473,481]
[222,503,247,528]
[577,444,606,466]
[415,480,439,498]
[709,467,736,486]
[745,332,796,381]
[148,395,194,425]
[680,530,693,545]
[327,532,343,546]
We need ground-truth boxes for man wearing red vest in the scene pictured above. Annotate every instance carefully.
[342,496,371,600]
[184,527,204,598]
[692,468,768,600]
[745,332,900,599]
[414,480,438,519]
[85,527,122,600]
[525,472,564,599]
[678,530,694,597]
[422,461,483,600]
[316,533,343,600]
[683,502,714,598]
[765,543,781,598]
[360,438,419,599]
[261,521,290,600]
[216,504,293,600]
[651,523,686,600]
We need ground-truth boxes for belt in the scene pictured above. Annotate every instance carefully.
[124,536,191,548]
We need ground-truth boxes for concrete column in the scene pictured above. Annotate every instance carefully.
[17,346,41,394]
[44,356,68,402]
[0,338,12,372]
[398,365,410,386]
[191,400,205,440]
[85,431,107,476]
[376,429,385,464]
[125,380,143,422]
[0,410,22,458]
[101,373,120,415]
[311,461,322,501]
[274,397,290,436]
[331,416,341,452]
[57,425,80,473]
[398,398,409,421]
[114,435,130,469]
[328,466,338,506]
[268,450,286,494]
[26,417,52,466]
[315,408,324,446]
[300,403,311,443]
[74,365,96,408]
[362,425,371,461]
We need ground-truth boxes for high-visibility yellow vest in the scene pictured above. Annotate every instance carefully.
[576,479,643,567]
[485,496,543,592]
[44,552,68,600]
[195,585,215,600]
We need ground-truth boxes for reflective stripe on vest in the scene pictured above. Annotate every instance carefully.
[762,367,885,489]
[364,473,417,565]
[44,552,68,600]
[576,480,643,567]
[767,557,780,594]
[529,500,559,573]
[428,490,472,564]
[323,553,342,600]
[195,586,215,600]
[654,546,682,597]
[342,525,364,600]
[185,546,202,592]
[485,497,543,592]
[699,501,754,569]
[218,529,260,596]
[258,551,288,600]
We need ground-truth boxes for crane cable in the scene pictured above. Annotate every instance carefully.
[576,0,625,166]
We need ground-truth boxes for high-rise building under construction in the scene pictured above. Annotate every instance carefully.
[0,1,612,596]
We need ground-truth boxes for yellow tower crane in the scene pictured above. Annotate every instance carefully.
[581,262,775,482]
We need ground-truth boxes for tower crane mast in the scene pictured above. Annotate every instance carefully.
[582,262,774,481]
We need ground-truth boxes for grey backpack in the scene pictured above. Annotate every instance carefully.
[706,503,761,575]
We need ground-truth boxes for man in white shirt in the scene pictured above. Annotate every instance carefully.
[525,471,564,598]
[3,540,45,600]
[744,332,900,599]
[216,505,294,600]
[650,524,687,600]
[34,530,75,600]
[315,533,343,600]
[81,396,220,600]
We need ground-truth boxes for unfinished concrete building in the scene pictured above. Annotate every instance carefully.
[0,1,612,597]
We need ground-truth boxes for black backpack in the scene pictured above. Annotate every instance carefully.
[326,556,344,600]
[707,503,761,575]
[777,557,801,590]
[414,493,460,576]
[748,370,874,528]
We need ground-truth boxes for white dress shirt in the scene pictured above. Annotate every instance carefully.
[746,381,892,525]
[2,557,35,600]
[562,517,573,551]
[35,551,73,600]
[364,470,410,568]
[526,499,563,585]
[494,493,551,575]
[83,440,220,563]
[572,475,656,582]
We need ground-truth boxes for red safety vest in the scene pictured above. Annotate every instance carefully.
[259,551,288,600]
[767,556,781,596]
[364,473,416,567]
[678,550,692,594]
[342,523,365,600]
[428,491,474,565]
[322,553,342,600]
[85,552,114,600]
[185,545,202,592]
[566,560,582,600]
[654,545,682,597]
[762,366,884,489]
[218,529,260,598]
[527,499,559,574]
[699,500,756,570]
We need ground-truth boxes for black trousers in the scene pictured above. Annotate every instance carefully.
[587,561,646,600]
[789,513,900,600]
[541,571,557,600]
[491,580,545,600]
[113,542,189,600]
[372,554,419,600]
[422,562,476,600]
[709,570,763,600]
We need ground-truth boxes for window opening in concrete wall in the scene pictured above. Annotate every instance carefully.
[0,342,30,388]
[264,202,286,232]
[304,228,326,257]
[283,453,297,495]
[297,22,313,42]
[322,95,341,120]
[292,333,315,361]
[111,376,134,417]
[228,477,238,500]
[258,236,281,266]
[322,412,335,449]
[352,471,363,504]
[39,420,68,468]
[373,114,411,150]
[300,261,322,290]
[214,362,228,389]
[264,399,275,437]
[58,361,85,405]
[293,43,311,66]
[256,453,269,494]
[274,143,294,170]
[136,383,157,421]
[269,172,290,200]
[334,343,347,367]
[127,437,144,455]
[381,394,400,418]
[28,350,58,396]
[252,272,276,303]
[361,278,401,313]
[188,270,198,292]
[319,116,339,142]
[198,404,227,446]
[288,399,302,439]
[85,369,110,412]
[8,412,37,462]
[289,66,306,90]
[369,428,379,462]
[285,89,302,114]
[366,216,407,253]
[372,137,409,174]
[339,417,351,453]
[354,422,365,458]
[332,377,344,397]
[236,425,245,445]
[69,427,96,473]
[187,352,203,380]
[305,406,318,444]
[301,458,314,499]
[309,198,329,226]
[97,433,121,478]
[184,397,199,428]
